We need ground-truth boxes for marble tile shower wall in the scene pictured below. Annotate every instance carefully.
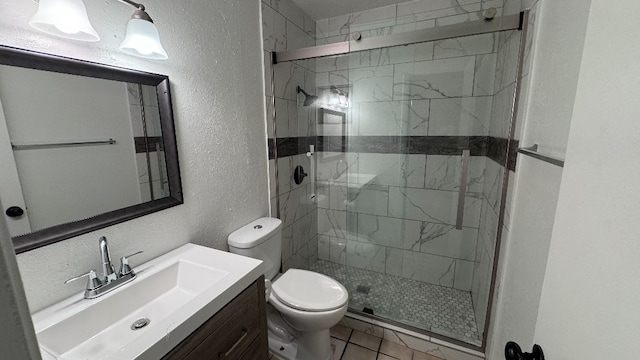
[126,83,168,202]
[314,0,509,293]
[262,0,319,271]
[471,2,527,334]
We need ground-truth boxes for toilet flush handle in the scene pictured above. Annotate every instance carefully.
[264,279,272,301]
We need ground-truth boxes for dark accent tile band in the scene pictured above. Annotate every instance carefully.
[134,136,164,153]
[268,136,315,159]
[268,136,518,171]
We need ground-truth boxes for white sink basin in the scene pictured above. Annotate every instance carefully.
[32,244,263,360]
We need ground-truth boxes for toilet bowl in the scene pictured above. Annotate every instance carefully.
[268,269,347,360]
[228,217,349,360]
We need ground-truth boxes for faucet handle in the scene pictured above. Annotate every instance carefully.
[119,251,143,276]
[65,269,102,291]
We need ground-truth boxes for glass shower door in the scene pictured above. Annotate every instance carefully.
[311,30,508,346]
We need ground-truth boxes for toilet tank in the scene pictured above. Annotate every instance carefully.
[228,217,282,280]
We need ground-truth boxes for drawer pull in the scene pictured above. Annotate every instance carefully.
[219,328,248,358]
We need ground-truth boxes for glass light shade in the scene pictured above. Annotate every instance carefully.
[119,19,168,60]
[29,0,99,42]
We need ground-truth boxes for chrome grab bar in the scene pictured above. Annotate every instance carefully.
[517,144,565,168]
[456,149,470,230]
[11,138,116,150]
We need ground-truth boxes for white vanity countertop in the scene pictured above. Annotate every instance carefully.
[32,243,264,360]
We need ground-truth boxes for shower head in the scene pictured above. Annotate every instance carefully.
[296,86,318,107]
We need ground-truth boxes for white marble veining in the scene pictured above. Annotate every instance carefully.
[318,208,357,239]
[350,65,395,103]
[308,235,319,263]
[287,19,315,50]
[429,96,493,136]
[434,33,498,59]
[279,185,308,228]
[268,0,305,30]
[483,156,504,210]
[347,184,389,217]
[353,100,430,136]
[292,243,309,269]
[419,223,478,260]
[316,55,349,73]
[396,0,482,20]
[435,9,485,27]
[470,238,492,333]
[357,153,427,187]
[318,234,330,261]
[357,214,423,250]
[265,96,275,138]
[293,211,317,251]
[478,198,499,258]
[281,224,293,263]
[329,236,347,264]
[393,56,476,100]
[346,240,386,273]
[490,79,516,140]
[274,98,289,137]
[454,259,475,291]
[325,184,346,211]
[388,187,482,227]
[353,101,402,136]
[276,156,292,194]
[405,99,431,135]
[274,62,303,101]
[316,152,359,181]
[425,155,486,193]
[386,248,456,287]
[474,53,497,96]
[493,30,520,93]
[262,3,286,52]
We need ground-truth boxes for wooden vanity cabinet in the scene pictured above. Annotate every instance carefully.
[162,276,268,360]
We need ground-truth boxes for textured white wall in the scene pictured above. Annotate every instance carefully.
[486,0,591,358]
[533,0,640,357]
[0,0,269,312]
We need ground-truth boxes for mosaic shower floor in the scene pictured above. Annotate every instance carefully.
[309,260,481,346]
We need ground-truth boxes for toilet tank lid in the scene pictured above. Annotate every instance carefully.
[228,217,282,249]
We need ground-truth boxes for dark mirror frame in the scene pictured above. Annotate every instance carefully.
[0,45,183,254]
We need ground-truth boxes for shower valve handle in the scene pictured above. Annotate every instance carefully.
[294,165,307,185]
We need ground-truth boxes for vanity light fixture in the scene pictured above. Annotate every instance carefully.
[29,0,168,60]
[29,0,100,42]
[118,0,168,60]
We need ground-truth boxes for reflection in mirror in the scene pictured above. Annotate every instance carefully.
[0,46,182,253]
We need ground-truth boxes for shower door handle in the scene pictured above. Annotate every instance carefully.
[456,150,470,230]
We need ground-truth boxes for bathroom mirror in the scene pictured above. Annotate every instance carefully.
[0,45,183,253]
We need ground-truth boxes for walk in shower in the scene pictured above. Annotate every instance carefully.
[266,5,527,350]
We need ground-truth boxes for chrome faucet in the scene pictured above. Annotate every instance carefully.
[99,236,117,283]
[65,236,142,299]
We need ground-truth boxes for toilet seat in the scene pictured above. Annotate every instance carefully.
[271,269,348,312]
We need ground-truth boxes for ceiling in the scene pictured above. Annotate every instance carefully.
[291,0,406,20]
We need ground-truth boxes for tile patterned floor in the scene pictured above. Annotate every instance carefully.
[309,260,480,345]
[270,325,444,360]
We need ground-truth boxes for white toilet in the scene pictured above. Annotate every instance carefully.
[228,217,348,360]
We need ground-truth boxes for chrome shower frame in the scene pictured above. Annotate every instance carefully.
[266,10,531,353]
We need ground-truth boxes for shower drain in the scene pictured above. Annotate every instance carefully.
[131,318,150,330]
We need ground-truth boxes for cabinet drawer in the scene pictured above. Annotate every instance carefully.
[238,337,269,360]
[162,277,267,360]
